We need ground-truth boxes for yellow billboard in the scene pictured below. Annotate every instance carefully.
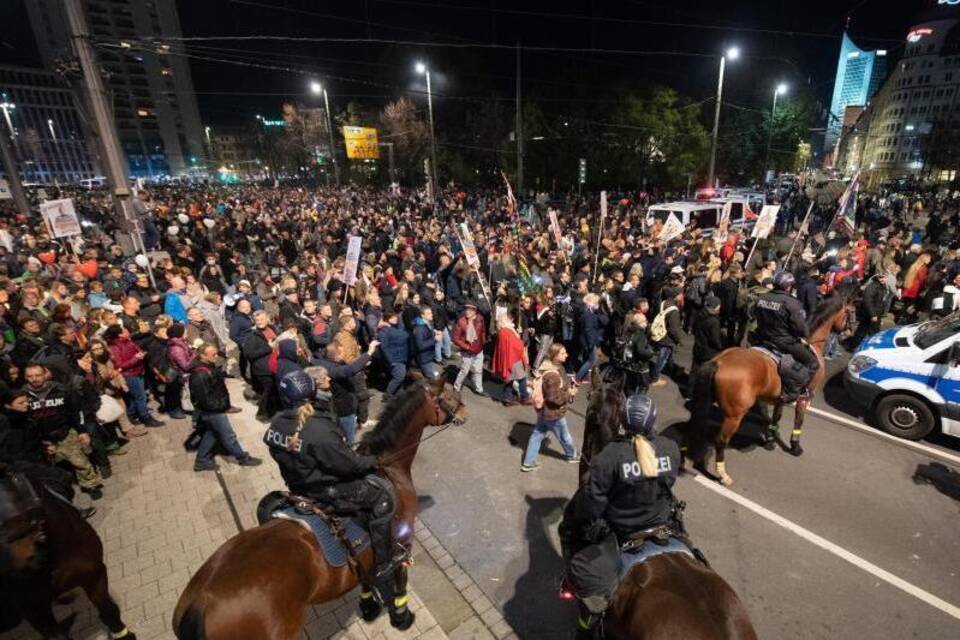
[342,126,380,159]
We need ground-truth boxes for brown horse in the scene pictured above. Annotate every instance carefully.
[688,293,853,486]
[172,378,465,640]
[568,381,757,640]
[0,464,136,640]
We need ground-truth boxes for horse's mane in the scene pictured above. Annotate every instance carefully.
[585,383,626,452]
[807,293,847,334]
[359,386,427,455]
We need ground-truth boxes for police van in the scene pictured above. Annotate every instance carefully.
[845,312,960,441]
[645,197,757,237]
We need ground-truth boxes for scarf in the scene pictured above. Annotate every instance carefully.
[465,317,478,343]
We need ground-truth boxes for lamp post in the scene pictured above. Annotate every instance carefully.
[310,80,340,186]
[416,62,439,201]
[763,83,788,185]
[707,46,740,189]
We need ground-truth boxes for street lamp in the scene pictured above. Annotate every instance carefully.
[416,61,439,200]
[763,83,789,184]
[706,46,740,188]
[308,80,340,186]
[0,95,16,136]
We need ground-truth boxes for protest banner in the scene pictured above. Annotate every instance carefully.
[40,198,82,238]
[343,235,362,286]
[751,205,780,239]
[548,208,562,246]
[459,222,481,269]
[659,213,684,243]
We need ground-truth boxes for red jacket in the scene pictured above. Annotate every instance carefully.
[167,336,195,378]
[452,315,485,355]
[108,335,145,377]
[492,326,527,381]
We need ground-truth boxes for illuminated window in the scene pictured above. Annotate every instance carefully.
[137,109,150,117]
[161,68,173,76]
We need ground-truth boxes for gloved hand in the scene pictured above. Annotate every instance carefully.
[581,518,611,544]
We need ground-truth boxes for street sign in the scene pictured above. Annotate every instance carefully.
[578,158,587,184]
[0,179,11,200]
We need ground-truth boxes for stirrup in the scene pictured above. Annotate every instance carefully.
[374,546,412,579]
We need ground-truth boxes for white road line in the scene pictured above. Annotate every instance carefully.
[692,475,960,622]
[807,406,960,466]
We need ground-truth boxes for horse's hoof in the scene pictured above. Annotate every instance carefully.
[359,597,384,622]
[762,439,777,451]
[789,443,804,457]
[389,607,416,631]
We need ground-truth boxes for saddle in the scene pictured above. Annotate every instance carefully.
[750,346,809,392]
[618,525,706,580]
[257,492,370,568]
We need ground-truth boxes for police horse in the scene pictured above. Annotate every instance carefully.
[564,381,757,640]
[689,293,852,486]
[172,379,465,640]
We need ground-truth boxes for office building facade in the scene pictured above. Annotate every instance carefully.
[0,65,99,185]
[836,1,960,186]
[825,33,888,155]
[25,0,205,178]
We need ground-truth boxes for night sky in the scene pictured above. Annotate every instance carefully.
[0,0,931,128]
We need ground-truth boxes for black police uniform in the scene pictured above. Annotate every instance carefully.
[562,435,681,615]
[263,400,396,580]
[751,290,820,389]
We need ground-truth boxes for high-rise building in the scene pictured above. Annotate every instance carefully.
[825,33,888,155]
[836,1,960,187]
[24,0,205,178]
[0,64,100,185]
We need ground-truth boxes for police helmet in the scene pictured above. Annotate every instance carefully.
[278,370,316,407]
[624,394,657,436]
[773,271,795,291]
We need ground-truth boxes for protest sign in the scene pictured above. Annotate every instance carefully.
[751,205,780,239]
[660,213,684,242]
[460,222,481,269]
[343,235,362,286]
[548,208,562,245]
[40,198,82,238]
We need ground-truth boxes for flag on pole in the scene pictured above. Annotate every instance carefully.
[744,202,758,220]
[659,213,685,243]
[832,172,860,237]
[501,170,517,216]
[751,205,780,239]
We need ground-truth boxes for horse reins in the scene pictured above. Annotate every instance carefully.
[374,391,462,467]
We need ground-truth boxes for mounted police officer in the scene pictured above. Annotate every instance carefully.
[750,271,819,402]
[262,368,408,606]
[561,395,681,640]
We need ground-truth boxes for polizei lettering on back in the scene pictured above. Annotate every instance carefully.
[620,457,672,479]
[265,428,302,452]
[756,299,782,311]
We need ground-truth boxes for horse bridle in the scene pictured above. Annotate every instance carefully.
[376,386,464,467]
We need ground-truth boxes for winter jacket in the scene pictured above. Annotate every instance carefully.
[229,312,254,347]
[167,337,195,380]
[164,290,188,323]
[242,328,276,378]
[535,360,571,421]
[275,339,305,382]
[653,302,683,348]
[107,335,146,377]
[692,310,725,363]
[410,318,437,368]
[25,381,83,443]
[795,276,820,318]
[188,362,231,414]
[577,307,609,353]
[377,324,409,365]
[861,277,889,320]
[309,354,371,417]
[452,315,485,356]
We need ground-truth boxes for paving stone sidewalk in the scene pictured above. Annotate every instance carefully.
[1,381,463,640]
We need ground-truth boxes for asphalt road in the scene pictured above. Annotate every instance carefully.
[402,345,960,640]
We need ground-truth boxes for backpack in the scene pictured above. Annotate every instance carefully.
[532,370,560,411]
[649,303,673,343]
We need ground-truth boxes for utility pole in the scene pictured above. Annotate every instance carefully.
[0,125,30,217]
[322,88,340,186]
[516,43,524,197]
[64,0,154,284]
[707,56,726,189]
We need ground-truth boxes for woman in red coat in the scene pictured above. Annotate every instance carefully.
[902,253,931,301]
[492,310,531,407]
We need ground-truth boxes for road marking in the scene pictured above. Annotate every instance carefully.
[692,474,960,622]
[808,406,960,466]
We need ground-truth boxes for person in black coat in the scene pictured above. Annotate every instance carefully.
[189,343,261,471]
[310,339,379,444]
[242,310,280,421]
[794,266,821,319]
[691,296,725,387]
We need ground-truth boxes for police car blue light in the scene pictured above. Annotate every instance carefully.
[844,312,960,441]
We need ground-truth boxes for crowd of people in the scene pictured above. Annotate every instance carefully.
[0,180,956,504]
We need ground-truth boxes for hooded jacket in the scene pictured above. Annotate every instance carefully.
[108,334,146,377]
[275,338,305,382]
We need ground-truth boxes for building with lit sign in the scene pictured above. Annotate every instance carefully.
[825,33,887,155]
[835,0,960,186]
[24,0,206,178]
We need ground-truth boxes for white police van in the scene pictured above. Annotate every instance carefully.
[845,312,960,441]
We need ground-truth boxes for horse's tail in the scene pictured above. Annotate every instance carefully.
[175,606,206,640]
[687,359,718,464]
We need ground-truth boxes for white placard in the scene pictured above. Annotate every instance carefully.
[459,223,481,269]
[720,201,732,226]
[600,190,608,220]
[37,188,48,202]
[40,198,82,238]
[751,204,781,239]
[659,213,684,243]
[343,235,362,286]
[548,208,562,245]
[0,179,11,200]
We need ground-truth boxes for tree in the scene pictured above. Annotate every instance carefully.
[379,97,431,185]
